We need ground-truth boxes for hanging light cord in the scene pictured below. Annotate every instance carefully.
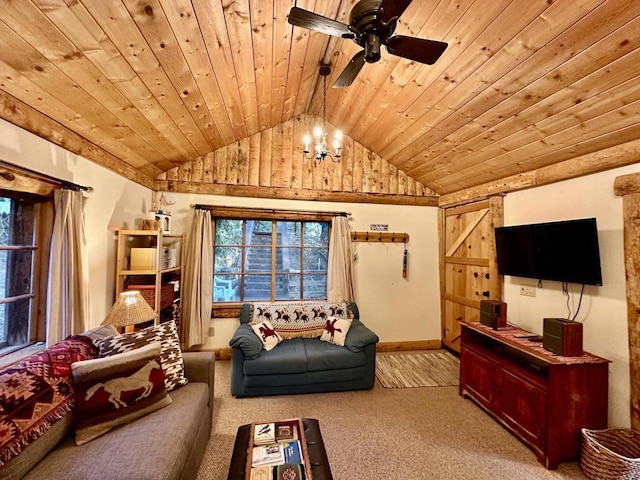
[322,73,327,128]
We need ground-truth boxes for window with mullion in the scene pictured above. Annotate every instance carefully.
[0,196,37,349]
[212,217,330,303]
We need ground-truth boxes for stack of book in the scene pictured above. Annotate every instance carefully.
[253,423,276,446]
[249,420,306,480]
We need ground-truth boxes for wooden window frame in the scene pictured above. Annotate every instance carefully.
[0,166,54,360]
[205,206,341,318]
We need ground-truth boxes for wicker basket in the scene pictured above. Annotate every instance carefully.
[126,284,175,309]
[581,428,640,480]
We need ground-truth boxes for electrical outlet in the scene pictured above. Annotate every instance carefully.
[208,326,215,337]
[520,286,536,297]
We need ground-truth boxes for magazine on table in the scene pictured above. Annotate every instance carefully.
[275,422,298,442]
[251,443,285,467]
[282,440,304,465]
[275,463,306,479]
[249,465,272,480]
[249,463,306,480]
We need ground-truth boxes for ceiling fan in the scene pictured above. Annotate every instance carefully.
[288,0,448,88]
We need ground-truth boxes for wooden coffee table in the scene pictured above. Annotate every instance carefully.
[227,418,333,480]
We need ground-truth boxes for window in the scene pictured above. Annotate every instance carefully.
[213,216,331,303]
[0,193,49,354]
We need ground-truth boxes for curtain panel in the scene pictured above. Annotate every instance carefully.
[46,189,89,345]
[327,216,355,303]
[182,209,213,347]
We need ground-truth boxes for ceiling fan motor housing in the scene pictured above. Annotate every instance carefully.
[364,34,381,63]
[286,0,447,87]
[349,0,397,63]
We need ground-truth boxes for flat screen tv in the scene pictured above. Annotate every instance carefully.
[495,218,603,286]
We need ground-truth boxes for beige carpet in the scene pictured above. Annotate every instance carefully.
[197,355,585,480]
[375,351,460,388]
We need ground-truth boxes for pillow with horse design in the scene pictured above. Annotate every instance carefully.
[320,317,352,347]
[250,320,282,351]
[71,342,171,445]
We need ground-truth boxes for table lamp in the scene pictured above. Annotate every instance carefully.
[102,290,156,331]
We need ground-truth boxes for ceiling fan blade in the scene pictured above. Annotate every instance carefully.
[287,7,354,39]
[386,35,448,65]
[379,0,413,24]
[333,51,366,88]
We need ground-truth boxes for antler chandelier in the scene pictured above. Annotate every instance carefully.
[302,65,342,163]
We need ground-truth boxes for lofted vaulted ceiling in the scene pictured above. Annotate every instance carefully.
[0,0,639,204]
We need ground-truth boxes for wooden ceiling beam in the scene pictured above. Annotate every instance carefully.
[438,138,640,206]
[0,89,154,189]
[155,179,438,206]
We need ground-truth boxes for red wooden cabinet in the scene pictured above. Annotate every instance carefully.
[459,322,610,469]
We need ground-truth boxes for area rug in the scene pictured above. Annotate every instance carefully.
[375,351,460,388]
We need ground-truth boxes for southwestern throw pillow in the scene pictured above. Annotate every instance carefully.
[251,320,283,351]
[320,317,352,346]
[72,342,171,445]
[95,321,187,391]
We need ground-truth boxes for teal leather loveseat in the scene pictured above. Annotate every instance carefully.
[229,301,378,397]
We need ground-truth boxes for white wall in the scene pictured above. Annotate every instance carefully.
[503,165,640,428]
[165,194,442,350]
[0,119,151,325]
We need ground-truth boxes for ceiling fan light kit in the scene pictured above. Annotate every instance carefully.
[288,0,448,88]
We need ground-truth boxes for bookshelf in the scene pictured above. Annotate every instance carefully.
[113,228,184,328]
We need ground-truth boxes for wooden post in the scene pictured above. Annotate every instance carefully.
[615,172,640,430]
[620,192,640,430]
[488,196,504,301]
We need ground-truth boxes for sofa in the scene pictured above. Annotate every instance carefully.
[229,301,378,397]
[0,323,215,480]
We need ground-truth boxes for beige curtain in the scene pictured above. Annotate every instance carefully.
[182,209,213,348]
[327,216,355,302]
[47,189,89,345]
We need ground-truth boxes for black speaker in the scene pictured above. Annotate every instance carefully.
[480,300,507,330]
[543,318,583,356]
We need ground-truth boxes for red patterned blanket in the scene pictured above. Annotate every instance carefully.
[0,335,97,465]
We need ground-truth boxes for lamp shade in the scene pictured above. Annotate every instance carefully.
[101,290,156,327]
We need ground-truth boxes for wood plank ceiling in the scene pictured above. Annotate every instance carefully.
[0,0,639,204]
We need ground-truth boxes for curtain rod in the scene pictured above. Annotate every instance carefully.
[0,159,92,192]
[190,204,350,216]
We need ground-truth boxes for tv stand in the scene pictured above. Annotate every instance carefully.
[460,322,610,469]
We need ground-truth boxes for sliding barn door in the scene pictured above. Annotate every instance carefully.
[440,197,504,352]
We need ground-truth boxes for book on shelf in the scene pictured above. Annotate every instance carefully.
[253,423,276,445]
[282,440,304,465]
[251,443,284,467]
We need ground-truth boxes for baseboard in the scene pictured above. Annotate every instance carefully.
[215,348,232,360]
[376,340,441,352]
[193,340,442,361]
